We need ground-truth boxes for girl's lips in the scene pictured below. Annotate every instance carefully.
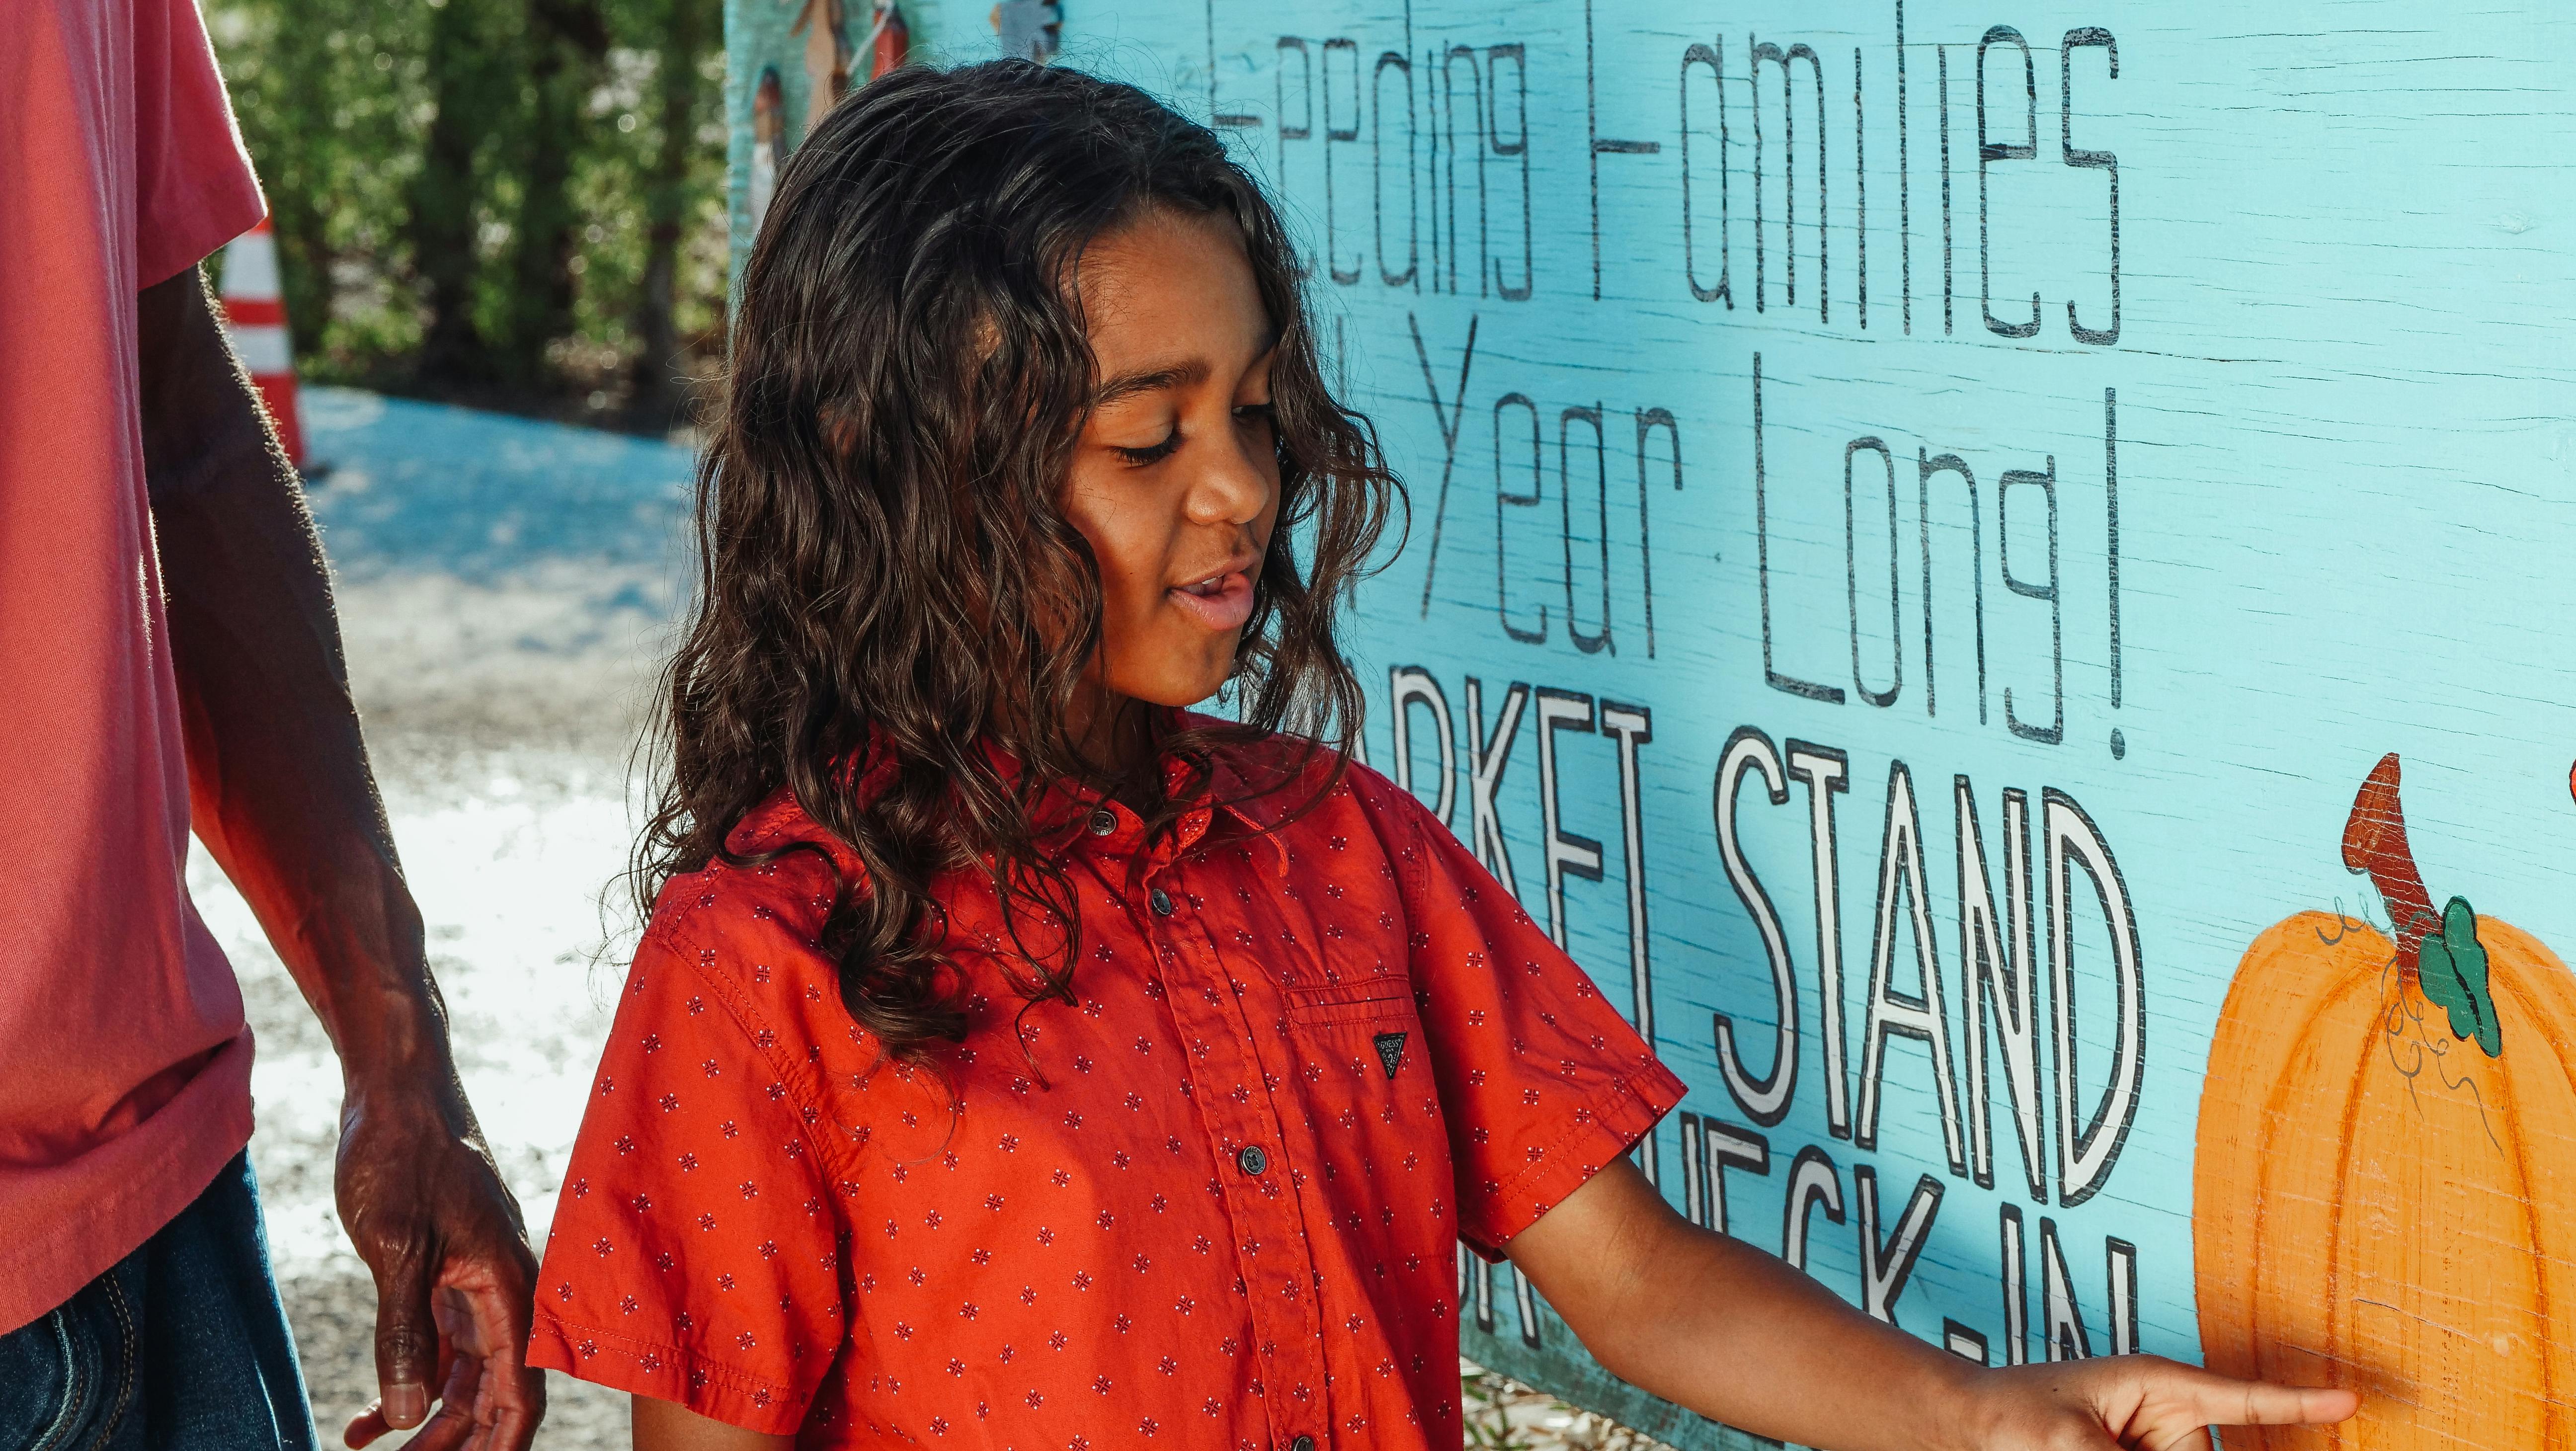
[1166,570,1255,632]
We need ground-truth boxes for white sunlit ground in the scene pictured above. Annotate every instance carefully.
[192,386,1672,1450]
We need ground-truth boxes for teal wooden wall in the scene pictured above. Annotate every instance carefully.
[726,5,2576,1445]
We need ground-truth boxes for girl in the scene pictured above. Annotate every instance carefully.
[529,60,2355,1451]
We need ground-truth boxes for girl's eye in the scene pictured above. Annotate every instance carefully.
[1235,402,1275,427]
[1112,429,1182,467]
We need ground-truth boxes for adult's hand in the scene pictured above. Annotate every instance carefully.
[337,1075,545,1451]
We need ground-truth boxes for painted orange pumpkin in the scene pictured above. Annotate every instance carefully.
[2194,754,2576,1445]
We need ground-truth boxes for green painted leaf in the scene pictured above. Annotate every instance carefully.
[2416,896,2501,1058]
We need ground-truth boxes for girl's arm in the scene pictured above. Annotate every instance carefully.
[1507,1158,2356,1451]
[632,1396,795,1451]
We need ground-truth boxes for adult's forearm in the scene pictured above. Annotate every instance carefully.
[137,264,545,1450]
[136,269,452,1093]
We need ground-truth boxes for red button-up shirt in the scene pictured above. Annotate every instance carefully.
[529,735,1685,1448]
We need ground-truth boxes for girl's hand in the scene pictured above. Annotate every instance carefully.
[1946,1356,2359,1451]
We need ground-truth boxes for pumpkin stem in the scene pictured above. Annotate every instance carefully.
[2341,752,2440,973]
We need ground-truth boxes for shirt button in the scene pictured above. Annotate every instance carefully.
[1149,887,1176,917]
[1237,1144,1267,1175]
[1087,807,1118,836]
[1291,1438,1315,1451]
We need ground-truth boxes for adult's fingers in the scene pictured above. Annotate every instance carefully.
[344,1339,489,1451]
[366,1237,439,1433]
[399,1404,481,1451]
[432,1346,491,1451]
[343,1355,462,1448]
[478,1403,538,1451]
[450,1277,544,1451]
[344,1333,469,1448]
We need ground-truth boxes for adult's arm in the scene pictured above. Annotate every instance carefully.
[136,265,544,1451]
[1507,1158,2356,1451]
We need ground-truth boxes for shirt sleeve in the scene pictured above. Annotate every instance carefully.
[528,913,848,1434]
[1384,786,1689,1260]
[133,0,264,285]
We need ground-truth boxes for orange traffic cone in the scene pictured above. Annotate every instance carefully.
[868,2,908,79]
[218,217,304,466]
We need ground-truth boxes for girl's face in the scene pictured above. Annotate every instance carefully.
[1060,207,1282,720]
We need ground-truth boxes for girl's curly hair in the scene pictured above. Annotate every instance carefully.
[633,60,1403,1073]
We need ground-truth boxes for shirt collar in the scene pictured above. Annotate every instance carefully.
[1058,713,1303,877]
[1039,711,1349,878]
[805,713,1336,878]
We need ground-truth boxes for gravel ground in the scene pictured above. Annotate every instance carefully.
[191,387,1669,1450]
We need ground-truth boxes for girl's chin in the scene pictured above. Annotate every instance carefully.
[1102,650,1240,713]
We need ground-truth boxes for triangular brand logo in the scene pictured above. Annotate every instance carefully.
[1372,1031,1407,1080]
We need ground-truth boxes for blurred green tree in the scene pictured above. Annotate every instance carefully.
[209,0,729,430]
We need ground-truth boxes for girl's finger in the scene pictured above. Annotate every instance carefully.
[2147,1427,2214,1451]
[2174,1371,2358,1427]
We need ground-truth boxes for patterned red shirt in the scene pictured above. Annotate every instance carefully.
[529,735,1684,1447]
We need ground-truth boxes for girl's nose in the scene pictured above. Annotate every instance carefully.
[1187,429,1275,526]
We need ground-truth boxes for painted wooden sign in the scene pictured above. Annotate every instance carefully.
[728,4,2576,1444]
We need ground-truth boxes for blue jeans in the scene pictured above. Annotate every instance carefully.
[0,1151,319,1451]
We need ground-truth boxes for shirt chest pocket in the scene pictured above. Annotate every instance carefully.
[1282,978,1418,1029]
[1277,979,1433,1105]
